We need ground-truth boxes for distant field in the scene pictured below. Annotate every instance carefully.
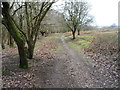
[64,30,118,54]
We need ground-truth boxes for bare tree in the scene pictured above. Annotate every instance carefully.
[2,2,28,69]
[24,2,54,59]
[63,1,93,39]
[2,1,54,68]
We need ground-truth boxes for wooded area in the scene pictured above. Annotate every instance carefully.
[2,1,93,69]
[2,2,54,68]
[1,1,119,88]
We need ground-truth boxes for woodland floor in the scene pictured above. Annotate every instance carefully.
[2,33,119,88]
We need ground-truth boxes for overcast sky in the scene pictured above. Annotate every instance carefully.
[53,0,119,27]
[87,0,119,27]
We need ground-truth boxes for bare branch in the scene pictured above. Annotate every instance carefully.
[11,16,28,41]
[12,5,25,16]
[10,2,15,9]
[32,2,45,20]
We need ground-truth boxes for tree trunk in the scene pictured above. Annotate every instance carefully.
[2,40,5,49]
[78,29,80,35]
[27,41,34,59]
[72,27,76,39]
[8,33,14,47]
[2,30,5,49]
[2,2,28,69]
[17,43,28,68]
[41,31,45,36]
[78,26,81,35]
[9,35,14,47]
[72,31,76,39]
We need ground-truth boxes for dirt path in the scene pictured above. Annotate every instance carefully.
[42,37,118,88]
[2,35,118,88]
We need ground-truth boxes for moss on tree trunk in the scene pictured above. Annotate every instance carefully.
[2,2,28,69]
[17,43,28,69]
[27,41,35,59]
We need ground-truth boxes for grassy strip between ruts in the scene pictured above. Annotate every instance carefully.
[64,35,95,51]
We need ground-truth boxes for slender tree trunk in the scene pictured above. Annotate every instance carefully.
[2,40,5,49]
[9,35,14,47]
[78,26,81,35]
[2,42,5,49]
[78,29,80,35]
[2,30,5,49]
[72,27,76,39]
[7,35,10,45]
[8,33,14,47]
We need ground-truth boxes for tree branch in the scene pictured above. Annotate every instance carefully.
[11,16,28,42]
[10,2,15,9]
[12,5,25,16]
[32,2,45,20]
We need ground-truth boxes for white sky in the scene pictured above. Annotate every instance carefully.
[87,0,119,27]
[53,0,120,27]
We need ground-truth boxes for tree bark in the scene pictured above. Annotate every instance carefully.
[2,30,5,49]
[72,31,76,39]
[27,41,35,59]
[7,33,14,47]
[24,2,54,59]
[2,2,28,69]
[41,31,45,36]
[17,42,28,68]
[78,26,81,35]
[72,27,76,39]
[78,29,80,35]
[9,35,14,47]
[2,43,5,49]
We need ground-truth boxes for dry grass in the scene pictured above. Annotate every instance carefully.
[86,30,118,55]
[64,30,118,56]
[64,32,72,37]
[80,30,118,35]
